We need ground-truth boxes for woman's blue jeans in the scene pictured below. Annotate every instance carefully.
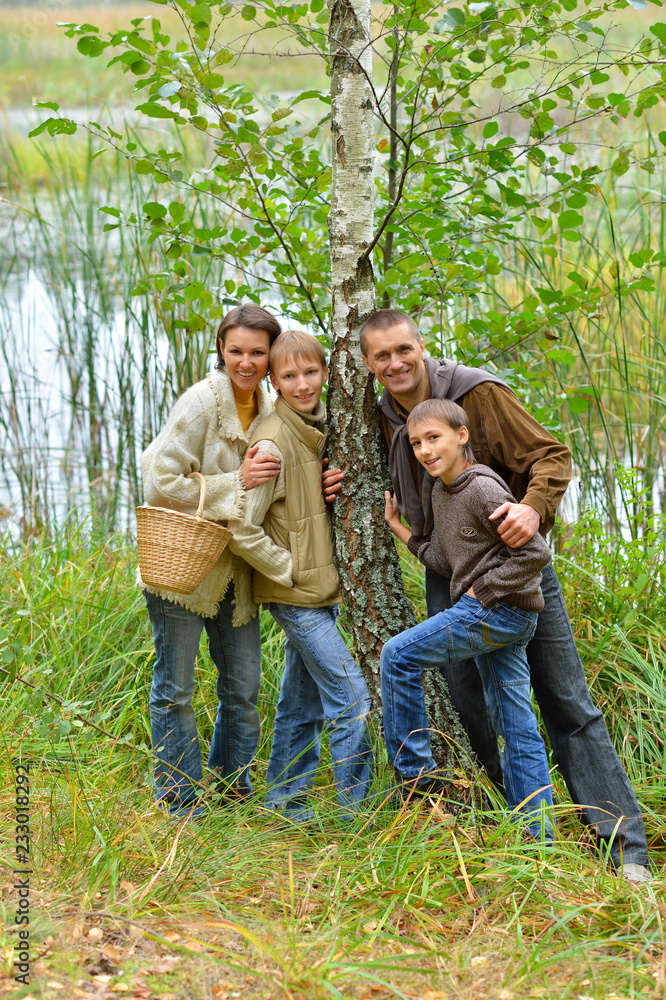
[381,595,554,838]
[145,587,261,814]
[264,603,373,820]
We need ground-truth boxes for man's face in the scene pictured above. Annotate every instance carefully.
[361,322,425,399]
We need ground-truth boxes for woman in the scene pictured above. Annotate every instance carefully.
[140,304,292,816]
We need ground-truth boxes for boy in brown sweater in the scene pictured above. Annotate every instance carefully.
[383,398,554,838]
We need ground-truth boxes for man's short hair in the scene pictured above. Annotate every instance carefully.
[270,329,327,370]
[359,309,421,355]
[407,398,476,464]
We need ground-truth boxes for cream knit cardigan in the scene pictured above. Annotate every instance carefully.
[139,368,292,625]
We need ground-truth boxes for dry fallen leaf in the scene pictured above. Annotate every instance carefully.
[183,939,203,953]
[148,956,181,974]
[103,943,125,964]
[111,985,130,993]
[470,955,489,968]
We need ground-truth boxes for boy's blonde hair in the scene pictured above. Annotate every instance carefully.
[270,329,327,371]
[407,399,476,464]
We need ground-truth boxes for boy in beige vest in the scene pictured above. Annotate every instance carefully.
[236,329,373,821]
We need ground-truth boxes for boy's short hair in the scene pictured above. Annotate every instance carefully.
[407,399,476,464]
[270,329,327,370]
[359,309,420,355]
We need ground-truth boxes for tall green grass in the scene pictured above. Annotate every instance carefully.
[0,523,664,998]
[1,129,229,533]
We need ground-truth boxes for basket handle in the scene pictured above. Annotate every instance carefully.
[186,471,206,519]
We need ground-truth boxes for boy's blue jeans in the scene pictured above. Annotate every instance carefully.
[265,603,373,820]
[381,594,554,838]
[426,563,649,867]
[145,587,261,815]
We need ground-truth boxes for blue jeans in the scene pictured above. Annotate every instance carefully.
[265,603,373,820]
[381,595,553,838]
[145,587,261,814]
[426,563,649,866]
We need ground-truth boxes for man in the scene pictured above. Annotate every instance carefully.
[361,308,651,883]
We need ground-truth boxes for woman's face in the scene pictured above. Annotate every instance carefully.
[221,326,271,393]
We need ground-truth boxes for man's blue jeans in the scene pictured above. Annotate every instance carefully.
[426,563,649,866]
[145,587,261,814]
[381,595,553,838]
[265,603,373,820]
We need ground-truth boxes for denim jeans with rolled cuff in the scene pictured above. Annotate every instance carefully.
[425,563,649,867]
[381,594,554,839]
[145,585,261,815]
[264,603,373,821]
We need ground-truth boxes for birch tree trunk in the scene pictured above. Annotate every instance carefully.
[326,0,474,782]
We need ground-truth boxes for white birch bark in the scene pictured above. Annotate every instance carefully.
[326,0,475,789]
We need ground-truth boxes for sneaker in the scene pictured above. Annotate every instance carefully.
[622,863,653,884]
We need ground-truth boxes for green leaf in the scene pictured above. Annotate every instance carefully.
[28,120,50,137]
[483,121,498,139]
[33,101,59,111]
[442,8,466,27]
[568,395,590,414]
[200,72,225,89]
[77,35,106,57]
[558,209,583,229]
[158,81,182,98]
[136,102,177,119]
[134,159,155,174]
[292,90,330,105]
[546,348,576,365]
[191,3,212,25]
[143,202,167,218]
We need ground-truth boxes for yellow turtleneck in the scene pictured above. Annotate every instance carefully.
[232,383,259,434]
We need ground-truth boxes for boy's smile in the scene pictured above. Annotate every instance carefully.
[271,355,328,414]
[408,419,471,485]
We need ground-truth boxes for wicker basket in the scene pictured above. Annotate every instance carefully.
[136,472,232,595]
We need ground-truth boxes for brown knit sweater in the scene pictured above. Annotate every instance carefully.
[408,465,552,611]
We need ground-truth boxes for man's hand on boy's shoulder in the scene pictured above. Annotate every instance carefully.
[489,501,541,548]
[322,458,344,503]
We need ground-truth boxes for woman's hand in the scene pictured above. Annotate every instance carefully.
[242,444,281,490]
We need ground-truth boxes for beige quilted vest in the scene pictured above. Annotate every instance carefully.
[250,398,341,607]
